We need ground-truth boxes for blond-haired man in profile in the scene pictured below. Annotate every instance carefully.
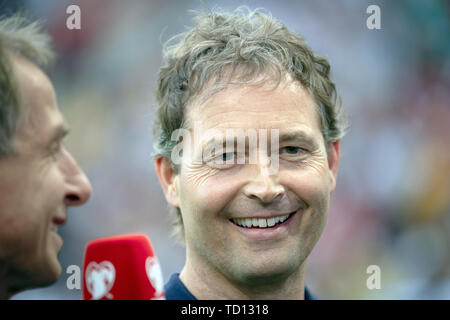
[0,15,92,299]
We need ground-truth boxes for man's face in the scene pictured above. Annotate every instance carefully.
[170,80,340,286]
[0,55,91,289]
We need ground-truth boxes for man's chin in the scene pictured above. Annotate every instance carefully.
[229,263,300,287]
[9,259,61,297]
[230,252,308,285]
[28,255,62,288]
[45,254,63,283]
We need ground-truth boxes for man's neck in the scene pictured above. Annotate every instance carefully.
[180,258,307,300]
[0,261,30,300]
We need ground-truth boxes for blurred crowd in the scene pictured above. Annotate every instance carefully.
[3,0,448,299]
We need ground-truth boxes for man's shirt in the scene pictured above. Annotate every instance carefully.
[164,273,316,300]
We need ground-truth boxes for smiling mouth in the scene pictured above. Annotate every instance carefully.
[230,212,296,229]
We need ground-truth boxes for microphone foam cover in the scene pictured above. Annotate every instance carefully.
[82,233,165,300]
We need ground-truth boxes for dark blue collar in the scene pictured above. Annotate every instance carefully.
[164,273,316,300]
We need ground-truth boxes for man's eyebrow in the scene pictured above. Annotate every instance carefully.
[279,131,316,144]
[199,130,318,151]
[278,131,323,150]
[200,136,233,151]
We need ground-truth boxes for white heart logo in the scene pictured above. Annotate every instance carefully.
[85,261,115,300]
[145,256,164,298]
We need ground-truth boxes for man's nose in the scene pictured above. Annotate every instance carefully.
[63,149,92,206]
[242,159,285,204]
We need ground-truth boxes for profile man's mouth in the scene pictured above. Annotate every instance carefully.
[50,216,66,233]
[230,212,296,229]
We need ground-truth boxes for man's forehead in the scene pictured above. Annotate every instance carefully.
[9,53,64,147]
[11,53,56,107]
[185,80,320,132]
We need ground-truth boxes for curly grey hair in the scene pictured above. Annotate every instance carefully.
[0,13,55,156]
[153,7,348,244]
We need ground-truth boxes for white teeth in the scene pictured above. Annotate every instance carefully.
[232,214,292,229]
[258,219,267,228]
[50,224,58,232]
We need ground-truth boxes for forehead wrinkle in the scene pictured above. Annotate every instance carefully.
[190,102,297,132]
[185,79,322,141]
[185,82,277,124]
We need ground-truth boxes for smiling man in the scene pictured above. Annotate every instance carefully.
[0,15,91,299]
[153,8,347,299]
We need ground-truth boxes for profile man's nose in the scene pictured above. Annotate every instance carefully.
[63,150,92,206]
[65,170,92,206]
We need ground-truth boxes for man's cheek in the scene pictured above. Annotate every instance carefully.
[179,184,217,221]
[194,188,225,215]
[288,170,328,199]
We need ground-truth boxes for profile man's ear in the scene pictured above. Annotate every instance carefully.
[154,157,180,207]
[327,140,341,193]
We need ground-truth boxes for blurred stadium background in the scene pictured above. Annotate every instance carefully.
[3,0,449,299]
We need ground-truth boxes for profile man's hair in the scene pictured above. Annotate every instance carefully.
[153,7,348,244]
[0,13,55,156]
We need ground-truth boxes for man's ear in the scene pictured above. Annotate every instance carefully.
[155,157,180,207]
[327,140,341,193]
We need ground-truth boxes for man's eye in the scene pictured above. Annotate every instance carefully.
[283,146,300,154]
[205,152,238,168]
[210,152,235,163]
[280,146,306,157]
[221,152,235,162]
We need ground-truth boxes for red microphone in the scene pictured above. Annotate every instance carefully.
[82,233,165,300]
